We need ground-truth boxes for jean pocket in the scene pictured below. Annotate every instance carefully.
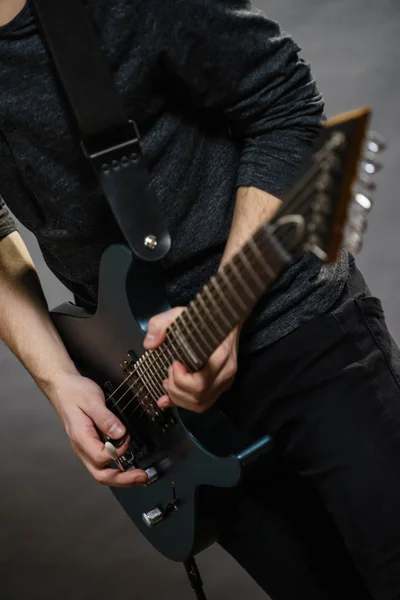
[355,296,400,389]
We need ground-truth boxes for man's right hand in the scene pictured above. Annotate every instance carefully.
[47,372,149,487]
[0,233,147,487]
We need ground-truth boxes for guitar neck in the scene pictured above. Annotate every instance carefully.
[152,110,375,374]
[162,222,291,372]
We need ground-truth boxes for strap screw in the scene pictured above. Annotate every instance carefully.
[144,235,158,250]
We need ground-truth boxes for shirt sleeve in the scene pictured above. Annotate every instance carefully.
[0,194,16,241]
[150,0,325,197]
[0,131,18,240]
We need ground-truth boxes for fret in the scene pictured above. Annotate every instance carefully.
[152,347,170,380]
[168,324,200,371]
[228,259,257,303]
[259,224,292,273]
[177,311,209,362]
[237,249,265,292]
[141,351,166,393]
[219,268,248,312]
[248,236,275,278]
[142,351,167,397]
[181,308,213,358]
[190,299,221,347]
[203,283,233,329]
[160,340,175,368]
[164,333,184,365]
[138,367,163,401]
[196,294,226,339]
[171,320,202,369]
[208,278,240,324]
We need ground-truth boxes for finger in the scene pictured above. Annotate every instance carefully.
[160,375,204,411]
[82,395,126,440]
[157,394,173,409]
[169,347,229,394]
[71,410,131,468]
[159,359,237,412]
[170,361,207,394]
[85,462,149,488]
[144,307,185,349]
[208,339,233,372]
[208,358,237,394]
[161,361,217,408]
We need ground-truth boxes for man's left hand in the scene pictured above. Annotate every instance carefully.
[143,307,239,413]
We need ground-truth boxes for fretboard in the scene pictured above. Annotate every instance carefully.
[151,222,292,377]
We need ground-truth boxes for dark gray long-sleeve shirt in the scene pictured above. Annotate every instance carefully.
[0,0,349,352]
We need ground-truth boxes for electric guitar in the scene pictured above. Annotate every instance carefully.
[51,107,384,562]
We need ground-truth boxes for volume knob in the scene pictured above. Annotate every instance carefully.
[144,467,159,485]
[142,507,164,528]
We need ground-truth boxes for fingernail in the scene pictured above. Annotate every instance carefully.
[163,380,169,390]
[159,399,170,409]
[109,422,125,437]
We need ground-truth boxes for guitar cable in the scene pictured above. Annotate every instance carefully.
[183,558,208,600]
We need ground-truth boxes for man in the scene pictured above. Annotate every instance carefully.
[1,0,400,598]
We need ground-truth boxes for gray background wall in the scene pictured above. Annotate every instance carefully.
[1,1,399,599]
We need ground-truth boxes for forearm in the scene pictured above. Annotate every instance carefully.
[220,186,281,267]
[0,232,147,487]
[0,232,78,392]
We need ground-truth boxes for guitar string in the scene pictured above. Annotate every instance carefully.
[118,228,312,428]
[106,142,346,422]
[105,135,346,414]
[113,192,319,422]
[111,163,337,422]
[106,154,326,414]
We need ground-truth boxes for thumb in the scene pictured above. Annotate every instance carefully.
[144,307,185,349]
[85,395,126,440]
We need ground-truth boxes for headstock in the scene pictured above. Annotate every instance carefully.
[272,107,385,263]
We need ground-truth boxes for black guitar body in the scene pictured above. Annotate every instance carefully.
[51,244,271,562]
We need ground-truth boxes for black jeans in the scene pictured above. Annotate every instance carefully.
[218,257,400,600]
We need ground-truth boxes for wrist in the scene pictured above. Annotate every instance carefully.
[37,362,80,399]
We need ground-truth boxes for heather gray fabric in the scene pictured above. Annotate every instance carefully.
[0,0,348,352]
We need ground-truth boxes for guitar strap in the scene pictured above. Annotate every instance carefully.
[29,0,171,265]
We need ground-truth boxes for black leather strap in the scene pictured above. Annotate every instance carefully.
[30,0,171,262]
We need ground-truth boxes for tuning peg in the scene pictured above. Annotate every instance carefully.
[354,192,373,212]
[345,229,364,255]
[365,131,386,154]
[348,192,372,233]
[361,158,382,175]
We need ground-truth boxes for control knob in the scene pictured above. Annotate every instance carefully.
[142,507,164,528]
